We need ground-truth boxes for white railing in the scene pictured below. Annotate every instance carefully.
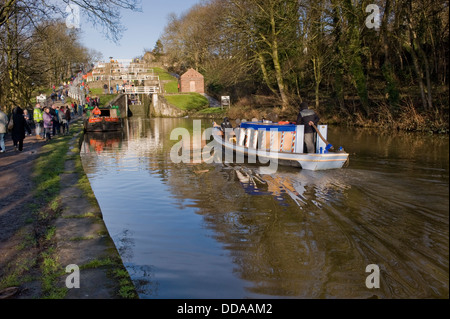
[116,75,159,81]
[86,75,159,83]
[124,86,159,94]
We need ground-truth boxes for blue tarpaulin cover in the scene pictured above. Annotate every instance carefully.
[240,122,297,132]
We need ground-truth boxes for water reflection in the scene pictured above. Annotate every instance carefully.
[80,118,449,299]
[82,131,125,155]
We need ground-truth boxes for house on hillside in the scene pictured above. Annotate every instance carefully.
[179,68,204,94]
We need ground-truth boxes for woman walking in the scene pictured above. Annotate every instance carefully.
[59,106,68,135]
[11,106,30,152]
[43,107,53,141]
[65,105,71,134]
[23,109,33,136]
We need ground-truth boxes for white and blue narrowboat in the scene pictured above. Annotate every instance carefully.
[212,121,349,171]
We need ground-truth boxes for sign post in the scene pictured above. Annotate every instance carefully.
[221,96,230,109]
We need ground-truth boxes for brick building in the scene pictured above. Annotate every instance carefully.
[179,68,205,93]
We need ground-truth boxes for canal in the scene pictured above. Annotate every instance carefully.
[80,118,449,299]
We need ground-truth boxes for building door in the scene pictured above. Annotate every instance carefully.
[190,81,196,92]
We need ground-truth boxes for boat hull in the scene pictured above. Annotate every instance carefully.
[84,118,123,132]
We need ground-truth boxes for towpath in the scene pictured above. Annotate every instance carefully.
[0,117,136,299]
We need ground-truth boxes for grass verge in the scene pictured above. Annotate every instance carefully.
[153,67,179,93]
[164,93,209,111]
[86,88,119,107]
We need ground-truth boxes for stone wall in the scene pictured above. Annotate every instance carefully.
[106,94,128,118]
[128,95,151,118]
[150,94,186,118]
[104,93,184,118]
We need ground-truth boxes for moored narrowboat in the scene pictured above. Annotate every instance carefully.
[84,105,123,132]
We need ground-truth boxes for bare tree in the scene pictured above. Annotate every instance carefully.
[0,0,141,111]
[1,0,141,41]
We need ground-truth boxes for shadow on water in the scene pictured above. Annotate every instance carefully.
[80,118,449,299]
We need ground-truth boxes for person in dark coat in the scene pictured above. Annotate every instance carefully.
[65,105,71,135]
[11,106,30,152]
[296,101,320,153]
[50,105,59,136]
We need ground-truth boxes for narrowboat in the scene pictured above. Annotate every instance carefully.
[212,121,349,171]
[84,105,123,132]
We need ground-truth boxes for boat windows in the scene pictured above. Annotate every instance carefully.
[100,109,111,117]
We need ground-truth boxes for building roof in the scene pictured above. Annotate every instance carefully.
[180,68,204,79]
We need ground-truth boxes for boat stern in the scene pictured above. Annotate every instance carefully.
[297,153,349,170]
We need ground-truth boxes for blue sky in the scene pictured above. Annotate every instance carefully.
[78,0,201,61]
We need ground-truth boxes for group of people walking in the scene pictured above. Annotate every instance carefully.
[0,102,75,154]
[35,103,72,141]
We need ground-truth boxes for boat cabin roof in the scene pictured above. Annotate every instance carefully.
[240,122,297,132]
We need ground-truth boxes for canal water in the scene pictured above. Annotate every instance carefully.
[80,118,449,299]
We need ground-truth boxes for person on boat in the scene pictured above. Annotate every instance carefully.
[296,101,319,153]
[220,117,233,131]
[220,117,236,142]
[93,106,102,117]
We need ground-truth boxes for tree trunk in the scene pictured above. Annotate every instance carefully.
[343,0,369,116]
[312,56,321,109]
[331,0,346,114]
[269,10,289,111]
[406,1,432,111]
[380,0,399,111]
[6,11,16,109]
[421,48,434,111]
[409,43,428,110]
[257,52,278,96]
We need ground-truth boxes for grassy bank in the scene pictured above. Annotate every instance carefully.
[164,93,209,112]
[153,67,179,93]
[87,88,119,107]
[33,132,75,298]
